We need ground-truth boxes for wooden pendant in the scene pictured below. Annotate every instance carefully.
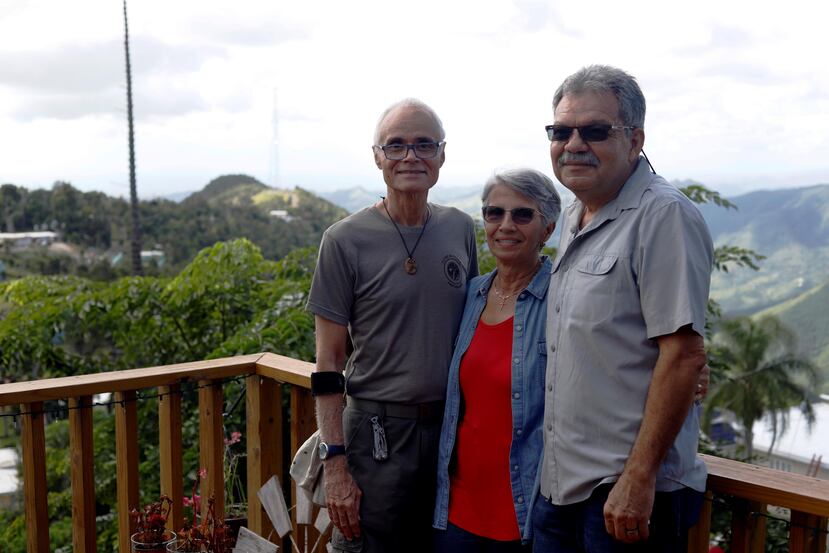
[404,257,417,275]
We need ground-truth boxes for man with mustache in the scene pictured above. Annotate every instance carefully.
[532,65,713,552]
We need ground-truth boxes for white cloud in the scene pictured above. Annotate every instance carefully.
[1,0,828,198]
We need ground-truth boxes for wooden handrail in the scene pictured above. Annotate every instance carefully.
[0,353,265,407]
[702,453,829,516]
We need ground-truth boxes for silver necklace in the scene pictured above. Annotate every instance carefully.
[491,261,542,311]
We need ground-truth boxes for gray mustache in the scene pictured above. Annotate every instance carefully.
[557,152,599,167]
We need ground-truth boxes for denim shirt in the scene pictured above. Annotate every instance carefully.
[433,256,551,542]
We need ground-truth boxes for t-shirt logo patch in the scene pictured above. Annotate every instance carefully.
[442,255,464,288]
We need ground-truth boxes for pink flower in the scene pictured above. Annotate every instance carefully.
[224,431,242,446]
[198,468,208,479]
[183,496,193,507]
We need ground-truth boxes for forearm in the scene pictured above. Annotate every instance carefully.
[316,393,345,444]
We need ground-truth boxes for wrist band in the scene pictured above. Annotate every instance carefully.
[311,371,345,396]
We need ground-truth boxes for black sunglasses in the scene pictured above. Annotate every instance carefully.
[482,206,542,225]
[545,123,634,143]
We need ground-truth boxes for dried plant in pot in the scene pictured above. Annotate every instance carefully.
[130,495,175,552]
[168,470,235,553]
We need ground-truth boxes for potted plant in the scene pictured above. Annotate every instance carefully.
[168,469,235,553]
[130,495,175,552]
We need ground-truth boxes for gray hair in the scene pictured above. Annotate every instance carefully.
[373,98,446,145]
[553,65,646,128]
[482,168,562,224]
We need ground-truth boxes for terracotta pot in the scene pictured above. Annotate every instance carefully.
[130,530,175,552]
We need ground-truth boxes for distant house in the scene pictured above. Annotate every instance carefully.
[269,209,294,222]
[110,249,166,267]
[0,231,59,249]
[752,398,829,480]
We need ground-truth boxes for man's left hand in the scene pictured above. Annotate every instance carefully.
[603,472,655,543]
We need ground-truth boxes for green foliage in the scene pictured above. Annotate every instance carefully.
[703,315,820,460]
[0,238,318,552]
[714,245,765,273]
[679,183,737,210]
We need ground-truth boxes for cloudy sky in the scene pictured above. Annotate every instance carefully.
[1,0,828,200]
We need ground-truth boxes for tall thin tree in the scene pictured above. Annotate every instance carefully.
[123,0,142,275]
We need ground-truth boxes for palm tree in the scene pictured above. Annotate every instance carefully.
[703,315,819,461]
[123,0,142,275]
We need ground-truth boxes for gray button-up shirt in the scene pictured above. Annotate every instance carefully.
[540,158,713,505]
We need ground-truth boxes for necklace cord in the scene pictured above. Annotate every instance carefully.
[382,197,431,263]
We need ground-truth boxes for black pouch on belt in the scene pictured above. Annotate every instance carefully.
[370,415,388,461]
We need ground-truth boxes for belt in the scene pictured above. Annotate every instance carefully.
[346,397,444,422]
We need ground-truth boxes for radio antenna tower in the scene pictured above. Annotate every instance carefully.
[269,88,280,188]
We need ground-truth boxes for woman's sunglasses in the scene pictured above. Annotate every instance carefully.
[482,206,542,225]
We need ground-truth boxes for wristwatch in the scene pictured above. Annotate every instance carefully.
[318,442,346,460]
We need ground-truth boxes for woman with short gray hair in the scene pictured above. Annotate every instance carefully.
[433,168,559,551]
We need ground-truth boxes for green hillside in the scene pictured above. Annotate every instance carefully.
[698,184,829,314]
[754,279,829,385]
[0,176,348,278]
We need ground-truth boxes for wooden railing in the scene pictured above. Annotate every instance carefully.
[0,352,320,553]
[1,354,828,552]
[689,454,829,552]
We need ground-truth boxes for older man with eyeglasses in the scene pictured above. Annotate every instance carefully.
[307,98,478,553]
[532,65,713,552]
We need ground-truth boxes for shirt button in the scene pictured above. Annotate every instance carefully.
[513,357,520,364]
[514,464,519,471]
[519,293,526,299]
[515,325,522,332]
[548,384,553,392]
[516,429,523,436]
[547,423,552,431]
[555,305,561,313]
[518,496,524,504]
[550,345,556,353]
[513,392,520,399]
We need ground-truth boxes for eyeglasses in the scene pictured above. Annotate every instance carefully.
[374,141,445,160]
[482,206,542,225]
[545,124,634,142]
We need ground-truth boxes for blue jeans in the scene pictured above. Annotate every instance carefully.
[435,522,529,553]
[531,484,702,553]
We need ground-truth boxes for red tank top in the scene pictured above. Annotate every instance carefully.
[448,316,520,541]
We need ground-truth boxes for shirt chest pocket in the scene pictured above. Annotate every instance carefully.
[568,254,627,322]
[576,254,617,276]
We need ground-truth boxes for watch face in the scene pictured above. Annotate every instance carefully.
[318,442,329,459]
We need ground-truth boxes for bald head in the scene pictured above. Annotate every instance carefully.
[373,98,445,145]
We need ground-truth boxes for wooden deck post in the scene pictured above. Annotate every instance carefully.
[20,402,49,553]
[729,499,766,553]
[159,383,184,532]
[789,510,827,553]
[246,375,283,542]
[687,490,713,553]
[69,395,97,553]
[199,379,225,519]
[115,390,140,552]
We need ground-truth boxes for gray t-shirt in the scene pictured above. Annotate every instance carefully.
[541,158,713,505]
[307,203,479,403]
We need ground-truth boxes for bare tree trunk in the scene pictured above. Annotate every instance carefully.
[123,0,142,275]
